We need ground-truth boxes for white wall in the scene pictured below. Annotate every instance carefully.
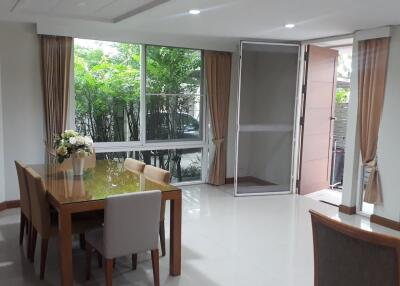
[0,22,45,201]
[234,48,256,177]
[374,26,400,221]
[342,26,400,222]
[226,51,240,179]
[341,40,360,208]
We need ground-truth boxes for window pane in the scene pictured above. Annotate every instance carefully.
[146,46,202,95]
[95,149,202,183]
[145,45,203,141]
[146,94,202,141]
[141,148,202,183]
[74,39,141,142]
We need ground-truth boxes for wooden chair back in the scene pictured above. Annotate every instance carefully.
[310,210,400,286]
[25,167,52,238]
[124,158,146,173]
[15,161,31,219]
[143,165,171,184]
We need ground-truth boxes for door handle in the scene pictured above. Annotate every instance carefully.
[330,117,337,121]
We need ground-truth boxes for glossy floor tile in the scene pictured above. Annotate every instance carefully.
[0,184,398,285]
[305,188,342,206]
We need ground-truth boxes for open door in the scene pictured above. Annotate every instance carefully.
[299,45,338,195]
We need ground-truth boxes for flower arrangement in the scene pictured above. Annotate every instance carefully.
[55,130,94,163]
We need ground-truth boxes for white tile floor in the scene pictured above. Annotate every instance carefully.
[0,184,399,286]
[305,189,342,206]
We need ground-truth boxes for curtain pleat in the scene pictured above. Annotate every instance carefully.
[204,51,232,185]
[358,37,390,204]
[39,35,72,162]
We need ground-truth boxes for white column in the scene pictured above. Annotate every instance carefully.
[0,58,6,203]
[341,40,360,209]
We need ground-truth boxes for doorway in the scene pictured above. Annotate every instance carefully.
[234,41,300,196]
[299,38,353,206]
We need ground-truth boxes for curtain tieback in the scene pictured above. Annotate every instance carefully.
[212,138,225,148]
[365,159,377,169]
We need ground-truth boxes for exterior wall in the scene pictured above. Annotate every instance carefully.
[333,102,348,150]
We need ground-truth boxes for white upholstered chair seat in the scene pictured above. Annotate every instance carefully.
[85,191,161,286]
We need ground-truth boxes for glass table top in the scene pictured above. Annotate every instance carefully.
[29,160,180,205]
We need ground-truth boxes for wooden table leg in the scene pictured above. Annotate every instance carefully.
[58,207,73,286]
[169,191,182,276]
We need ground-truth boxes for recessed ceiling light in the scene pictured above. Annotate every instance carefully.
[285,23,295,29]
[189,9,201,15]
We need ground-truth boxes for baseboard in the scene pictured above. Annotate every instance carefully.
[338,204,356,215]
[225,177,234,184]
[370,214,400,231]
[0,200,20,212]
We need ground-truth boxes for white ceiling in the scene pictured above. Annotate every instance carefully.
[2,0,400,42]
[3,0,169,22]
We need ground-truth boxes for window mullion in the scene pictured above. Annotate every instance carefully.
[140,44,146,146]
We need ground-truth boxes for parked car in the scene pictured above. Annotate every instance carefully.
[146,111,200,140]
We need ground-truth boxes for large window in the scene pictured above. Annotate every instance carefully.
[74,39,206,183]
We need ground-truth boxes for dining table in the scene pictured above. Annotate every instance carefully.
[29,160,182,286]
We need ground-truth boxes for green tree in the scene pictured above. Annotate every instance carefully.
[74,40,202,182]
[336,88,350,103]
[74,43,140,142]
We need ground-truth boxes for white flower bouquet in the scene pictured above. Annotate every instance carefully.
[55,130,94,164]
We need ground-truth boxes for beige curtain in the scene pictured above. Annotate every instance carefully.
[358,37,390,204]
[204,51,232,185]
[40,35,73,157]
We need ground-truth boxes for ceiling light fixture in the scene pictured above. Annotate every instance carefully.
[285,23,295,29]
[189,9,201,15]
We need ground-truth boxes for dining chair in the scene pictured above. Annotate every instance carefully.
[85,191,161,286]
[144,165,171,257]
[124,158,146,173]
[24,167,103,280]
[310,210,400,286]
[15,161,32,258]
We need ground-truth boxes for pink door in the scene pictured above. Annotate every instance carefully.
[299,45,338,195]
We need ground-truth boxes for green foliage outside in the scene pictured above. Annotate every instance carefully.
[74,40,203,182]
[336,88,350,103]
[75,43,141,142]
[145,46,202,141]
